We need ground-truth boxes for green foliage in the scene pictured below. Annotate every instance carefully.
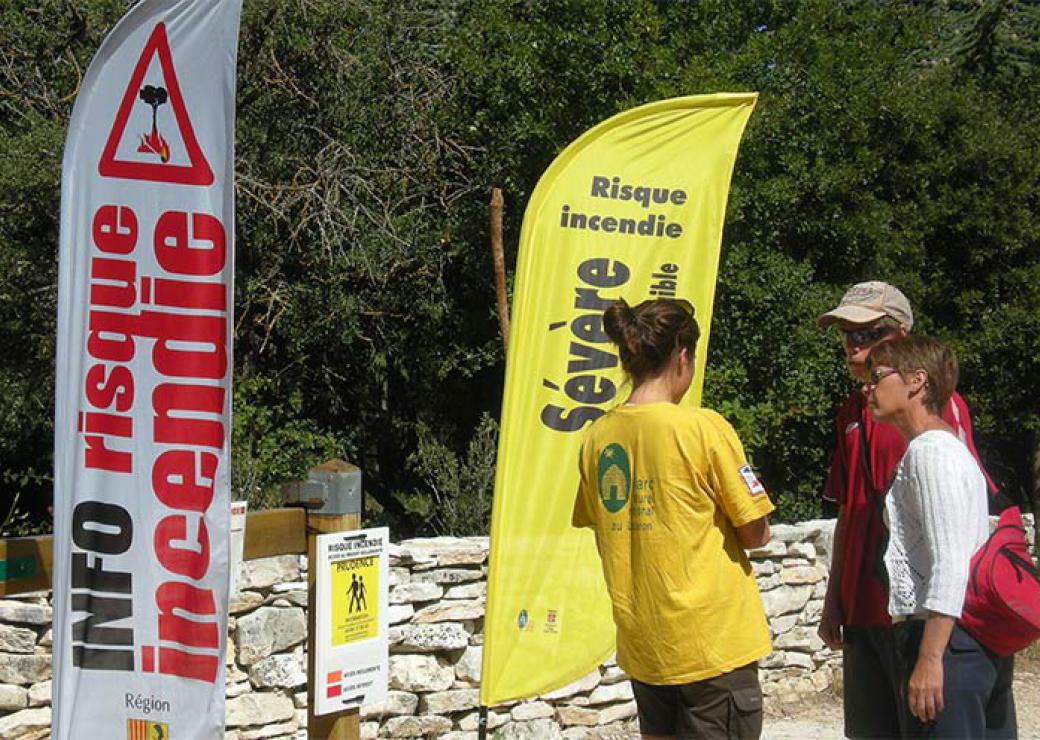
[231,377,346,510]
[680,0,1040,518]
[936,0,1040,89]
[232,0,504,529]
[0,485,52,537]
[0,0,1038,530]
[0,1,126,525]
[400,413,498,536]
[706,245,850,521]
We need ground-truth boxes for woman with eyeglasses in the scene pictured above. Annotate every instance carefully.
[814,281,1009,739]
[864,335,1014,738]
[572,298,774,740]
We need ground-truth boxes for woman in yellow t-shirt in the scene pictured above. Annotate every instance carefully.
[573,298,775,740]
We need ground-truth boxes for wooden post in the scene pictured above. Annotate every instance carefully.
[490,188,510,351]
[305,460,363,740]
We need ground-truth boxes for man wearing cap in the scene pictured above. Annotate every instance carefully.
[816,281,1014,738]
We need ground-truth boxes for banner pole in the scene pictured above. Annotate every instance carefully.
[483,188,504,721]
[490,187,509,351]
[477,705,489,740]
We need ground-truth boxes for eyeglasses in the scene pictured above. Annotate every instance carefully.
[866,367,900,386]
[841,324,895,347]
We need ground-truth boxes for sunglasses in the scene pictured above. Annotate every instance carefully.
[841,324,895,347]
[866,367,900,386]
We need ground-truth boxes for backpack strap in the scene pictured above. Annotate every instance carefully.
[950,396,967,443]
[857,418,877,495]
[858,414,891,589]
[1004,549,1040,582]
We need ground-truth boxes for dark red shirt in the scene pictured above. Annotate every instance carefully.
[823,390,996,627]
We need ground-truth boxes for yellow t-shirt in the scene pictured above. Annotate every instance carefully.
[573,402,774,685]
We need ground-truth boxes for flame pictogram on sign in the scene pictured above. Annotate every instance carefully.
[98,23,213,185]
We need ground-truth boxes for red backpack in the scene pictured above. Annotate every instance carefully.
[959,506,1040,656]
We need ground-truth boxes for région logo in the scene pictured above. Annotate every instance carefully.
[126,718,168,740]
[98,23,213,185]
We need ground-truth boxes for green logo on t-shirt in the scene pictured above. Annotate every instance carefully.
[597,443,631,513]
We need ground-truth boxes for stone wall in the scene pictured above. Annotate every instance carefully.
[0,515,1033,739]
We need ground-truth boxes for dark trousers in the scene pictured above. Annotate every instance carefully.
[632,662,763,739]
[843,623,1016,739]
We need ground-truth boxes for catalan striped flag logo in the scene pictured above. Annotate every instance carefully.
[127,718,168,740]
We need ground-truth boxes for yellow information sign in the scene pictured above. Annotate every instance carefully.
[330,556,379,645]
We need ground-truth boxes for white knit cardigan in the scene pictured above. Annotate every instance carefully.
[883,430,989,619]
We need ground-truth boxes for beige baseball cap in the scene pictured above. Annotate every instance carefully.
[816,281,914,328]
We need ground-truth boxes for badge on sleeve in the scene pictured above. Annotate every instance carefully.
[738,464,765,496]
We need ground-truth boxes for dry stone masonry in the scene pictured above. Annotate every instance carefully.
[0,515,1033,739]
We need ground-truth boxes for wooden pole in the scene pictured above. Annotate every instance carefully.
[483,188,508,737]
[490,188,510,351]
[305,461,363,740]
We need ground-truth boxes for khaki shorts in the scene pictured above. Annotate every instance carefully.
[631,662,763,739]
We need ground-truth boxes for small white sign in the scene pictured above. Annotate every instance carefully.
[229,501,248,599]
[315,527,390,715]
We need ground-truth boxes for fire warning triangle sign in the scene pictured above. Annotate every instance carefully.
[98,23,214,185]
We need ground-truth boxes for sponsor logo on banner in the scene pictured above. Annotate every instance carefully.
[517,608,536,633]
[127,717,169,739]
[544,609,559,634]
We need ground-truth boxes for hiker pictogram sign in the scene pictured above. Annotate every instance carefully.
[315,528,390,714]
[98,22,214,185]
[331,557,378,645]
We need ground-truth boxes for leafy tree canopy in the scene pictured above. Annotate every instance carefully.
[1,0,1037,534]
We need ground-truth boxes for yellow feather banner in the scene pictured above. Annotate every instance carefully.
[481,93,758,706]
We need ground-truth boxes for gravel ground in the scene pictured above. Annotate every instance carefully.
[608,652,1040,739]
[763,655,1040,739]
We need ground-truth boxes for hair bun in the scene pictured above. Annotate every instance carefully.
[602,299,635,347]
[604,298,701,385]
